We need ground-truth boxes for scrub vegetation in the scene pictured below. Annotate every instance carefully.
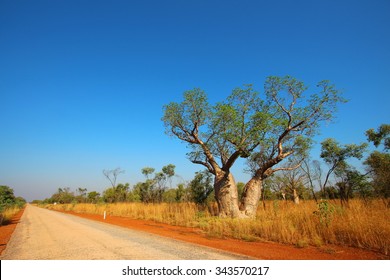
[44,199,389,256]
[36,77,389,257]
[0,185,26,225]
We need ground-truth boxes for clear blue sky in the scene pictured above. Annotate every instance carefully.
[1,0,389,201]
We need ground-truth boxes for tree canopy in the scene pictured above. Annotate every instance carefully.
[163,75,346,217]
[163,76,345,177]
[364,124,390,205]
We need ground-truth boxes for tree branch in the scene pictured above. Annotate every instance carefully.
[194,136,221,174]
[269,158,303,174]
[272,93,293,128]
[191,159,214,174]
[222,150,242,172]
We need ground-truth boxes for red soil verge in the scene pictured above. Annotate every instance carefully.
[63,211,387,260]
[1,208,387,259]
[0,208,25,255]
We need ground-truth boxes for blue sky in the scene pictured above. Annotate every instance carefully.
[1,0,389,201]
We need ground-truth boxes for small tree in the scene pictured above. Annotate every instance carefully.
[0,185,16,208]
[102,187,116,203]
[282,166,307,204]
[300,159,322,202]
[76,187,87,203]
[189,170,213,205]
[138,164,176,203]
[364,124,390,206]
[141,167,155,179]
[133,181,152,203]
[335,166,371,205]
[50,187,75,204]
[155,164,176,201]
[103,168,125,189]
[265,169,308,204]
[366,124,390,150]
[87,191,101,203]
[320,138,367,205]
[175,183,186,202]
[162,164,176,188]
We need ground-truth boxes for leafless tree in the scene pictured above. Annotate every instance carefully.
[300,159,322,202]
[103,167,125,189]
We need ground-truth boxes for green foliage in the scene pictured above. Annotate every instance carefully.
[236,182,245,199]
[87,191,101,203]
[162,164,175,178]
[134,180,155,203]
[162,88,211,142]
[14,196,26,207]
[175,183,186,202]
[162,75,345,183]
[365,151,390,202]
[0,185,26,213]
[103,183,130,203]
[189,170,214,205]
[136,164,177,203]
[335,167,371,205]
[75,187,87,203]
[365,124,390,204]
[141,167,155,179]
[0,185,16,206]
[321,138,367,164]
[365,124,390,151]
[162,189,178,203]
[313,200,335,227]
[364,151,390,198]
[48,187,75,204]
[320,138,368,201]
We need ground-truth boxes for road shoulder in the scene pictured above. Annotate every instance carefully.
[0,208,25,255]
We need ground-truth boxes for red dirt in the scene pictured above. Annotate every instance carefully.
[0,208,25,255]
[1,208,387,259]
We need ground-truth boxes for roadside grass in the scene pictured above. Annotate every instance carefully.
[43,199,390,256]
[0,206,23,226]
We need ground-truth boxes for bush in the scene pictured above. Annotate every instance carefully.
[0,185,26,225]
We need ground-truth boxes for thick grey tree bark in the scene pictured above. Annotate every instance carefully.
[239,177,262,217]
[214,171,242,218]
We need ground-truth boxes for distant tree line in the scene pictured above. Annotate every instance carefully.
[39,164,214,206]
[263,124,389,207]
[37,124,389,209]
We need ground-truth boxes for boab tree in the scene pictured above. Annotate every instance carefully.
[162,76,345,218]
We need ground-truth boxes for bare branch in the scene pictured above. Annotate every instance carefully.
[270,158,303,174]
[103,168,125,188]
[191,160,214,174]
[272,93,293,127]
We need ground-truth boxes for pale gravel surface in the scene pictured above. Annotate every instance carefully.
[1,204,250,260]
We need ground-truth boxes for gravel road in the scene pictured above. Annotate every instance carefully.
[0,204,249,260]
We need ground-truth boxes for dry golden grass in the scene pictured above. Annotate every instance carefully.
[44,199,390,255]
[0,206,22,226]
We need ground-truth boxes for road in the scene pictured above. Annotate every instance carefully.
[0,204,249,260]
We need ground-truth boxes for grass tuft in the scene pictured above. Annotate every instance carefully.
[0,206,22,226]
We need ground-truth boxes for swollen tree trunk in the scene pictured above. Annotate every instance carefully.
[214,171,241,218]
[239,177,263,218]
